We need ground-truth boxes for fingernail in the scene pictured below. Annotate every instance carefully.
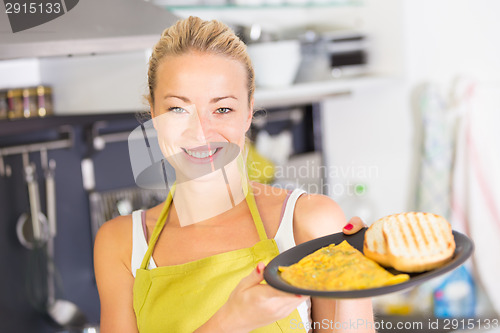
[295,294,303,298]
[344,223,353,231]
[256,264,262,274]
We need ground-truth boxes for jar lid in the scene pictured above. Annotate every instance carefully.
[22,88,37,97]
[7,89,23,98]
[37,85,52,95]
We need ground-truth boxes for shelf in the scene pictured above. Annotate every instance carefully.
[0,113,139,138]
[162,1,363,11]
[0,76,397,125]
[254,74,398,108]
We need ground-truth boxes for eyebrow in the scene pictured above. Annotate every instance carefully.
[210,95,238,103]
[163,95,238,103]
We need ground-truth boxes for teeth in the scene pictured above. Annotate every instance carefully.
[185,148,217,159]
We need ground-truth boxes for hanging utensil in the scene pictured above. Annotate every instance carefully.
[43,152,57,238]
[19,151,50,313]
[41,149,57,308]
[17,152,50,249]
[25,154,43,242]
[40,150,88,328]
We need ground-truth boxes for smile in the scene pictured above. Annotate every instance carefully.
[182,147,220,159]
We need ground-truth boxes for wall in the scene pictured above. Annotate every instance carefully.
[0,58,41,89]
[39,50,151,114]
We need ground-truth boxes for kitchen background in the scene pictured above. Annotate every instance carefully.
[1,0,500,332]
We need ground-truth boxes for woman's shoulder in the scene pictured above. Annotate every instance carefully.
[95,202,163,245]
[293,192,347,244]
[250,181,289,201]
[94,214,134,259]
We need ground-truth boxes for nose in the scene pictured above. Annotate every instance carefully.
[187,107,214,144]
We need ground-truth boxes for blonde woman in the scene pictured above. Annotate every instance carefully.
[94,16,374,333]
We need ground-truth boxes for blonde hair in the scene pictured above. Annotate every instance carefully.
[147,16,255,107]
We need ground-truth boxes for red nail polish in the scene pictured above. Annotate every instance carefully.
[256,265,262,274]
[344,223,353,231]
[295,294,303,298]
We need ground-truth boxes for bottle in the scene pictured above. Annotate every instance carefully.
[433,266,476,318]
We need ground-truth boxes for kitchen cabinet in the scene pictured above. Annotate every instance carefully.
[158,0,363,12]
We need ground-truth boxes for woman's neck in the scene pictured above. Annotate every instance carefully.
[170,156,248,227]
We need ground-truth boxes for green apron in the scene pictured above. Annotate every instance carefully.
[133,183,306,332]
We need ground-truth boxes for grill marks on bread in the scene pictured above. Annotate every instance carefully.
[364,212,456,272]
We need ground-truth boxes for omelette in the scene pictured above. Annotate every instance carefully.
[279,241,409,291]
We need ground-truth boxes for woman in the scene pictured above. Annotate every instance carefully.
[94,16,374,333]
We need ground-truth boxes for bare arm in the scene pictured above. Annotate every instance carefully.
[294,194,375,333]
[94,216,139,333]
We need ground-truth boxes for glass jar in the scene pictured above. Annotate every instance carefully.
[37,85,53,117]
[22,88,38,118]
[7,88,23,119]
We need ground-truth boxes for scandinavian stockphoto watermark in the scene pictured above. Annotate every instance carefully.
[248,159,379,196]
[251,160,380,182]
[3,0,79,33]
[290,318,500,331]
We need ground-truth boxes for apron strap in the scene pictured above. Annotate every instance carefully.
[139,185,175,270]
[139,180,269,270]
[237,155,268,241]
[245,181,269,242]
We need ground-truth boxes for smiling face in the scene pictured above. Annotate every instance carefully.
[151,51,253,181]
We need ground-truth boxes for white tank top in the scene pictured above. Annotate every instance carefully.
[130,188,312,329]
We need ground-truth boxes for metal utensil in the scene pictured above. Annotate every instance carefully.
[40,150,88,328]
[25,154,43,243]
[45,157,57,238]
[16,152,50,249]
[21,152,50,312]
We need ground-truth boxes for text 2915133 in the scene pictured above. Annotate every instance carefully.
[5,2,62,14]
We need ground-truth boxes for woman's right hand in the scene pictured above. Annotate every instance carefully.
[214,262,307,333]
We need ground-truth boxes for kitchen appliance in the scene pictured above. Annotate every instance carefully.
[295,30,369,83]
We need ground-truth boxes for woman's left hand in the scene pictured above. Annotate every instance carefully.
[342,216,368,235]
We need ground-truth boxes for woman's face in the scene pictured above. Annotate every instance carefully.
[151,51,253,181]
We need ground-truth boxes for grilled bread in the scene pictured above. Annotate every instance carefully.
[363,218,392,267]
[364,212,456,272]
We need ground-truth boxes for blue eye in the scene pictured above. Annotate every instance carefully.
[169,107,186,114]
[215,107,232,114]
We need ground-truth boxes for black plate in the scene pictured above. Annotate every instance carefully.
[264,228,474,298]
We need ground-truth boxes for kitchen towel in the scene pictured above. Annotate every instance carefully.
[415,82,460,220]
[450,78,500,315]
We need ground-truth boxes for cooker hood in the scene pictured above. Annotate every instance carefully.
[0,0,179,60]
